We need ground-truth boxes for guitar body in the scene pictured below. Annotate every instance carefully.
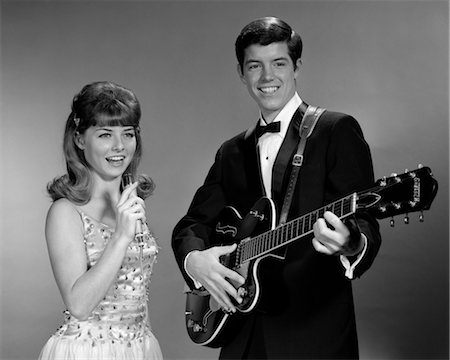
[185,197,279,347]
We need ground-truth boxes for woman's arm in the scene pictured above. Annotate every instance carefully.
[45,183,144,320]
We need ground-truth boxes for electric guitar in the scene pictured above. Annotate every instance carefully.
[185,166,438,348]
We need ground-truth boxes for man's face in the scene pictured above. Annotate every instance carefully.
[238,42,301,123]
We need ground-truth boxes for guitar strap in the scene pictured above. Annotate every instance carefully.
[278,105,326,226]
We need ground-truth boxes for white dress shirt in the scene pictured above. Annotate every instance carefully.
[257,93,302,197]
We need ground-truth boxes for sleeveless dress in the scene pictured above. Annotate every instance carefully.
[39,212,163,359]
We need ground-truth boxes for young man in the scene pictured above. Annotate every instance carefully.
[172,17,381,359]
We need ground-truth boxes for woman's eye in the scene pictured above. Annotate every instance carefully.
[124,132,135,138]
[99,133,111,138]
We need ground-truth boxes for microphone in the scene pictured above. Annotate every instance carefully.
[122,173,145,246]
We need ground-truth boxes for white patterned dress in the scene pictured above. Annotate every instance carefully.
[39,212,163,359]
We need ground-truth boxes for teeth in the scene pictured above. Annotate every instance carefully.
[107,156,125,161]
[260,86,278,94]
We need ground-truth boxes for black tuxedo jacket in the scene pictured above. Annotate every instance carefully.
[172,104,381,359]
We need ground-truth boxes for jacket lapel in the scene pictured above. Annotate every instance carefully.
[244,121,265,200]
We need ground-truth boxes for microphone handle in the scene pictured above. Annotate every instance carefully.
[122,173,145,246]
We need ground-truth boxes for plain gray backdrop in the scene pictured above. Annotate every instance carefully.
[1,1,448,359]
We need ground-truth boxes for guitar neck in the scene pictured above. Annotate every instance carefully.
[236,193,358,266]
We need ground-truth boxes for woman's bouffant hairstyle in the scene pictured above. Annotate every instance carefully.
[235,17,303,73]
[47,81,155,203]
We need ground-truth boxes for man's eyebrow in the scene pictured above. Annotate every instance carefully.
[245,56,290,64]
[244,58,261,64]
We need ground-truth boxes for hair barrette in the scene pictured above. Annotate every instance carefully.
[73,115,80,128]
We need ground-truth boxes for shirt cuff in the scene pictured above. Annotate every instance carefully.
[184,250,203,289]
[340,233,368,279]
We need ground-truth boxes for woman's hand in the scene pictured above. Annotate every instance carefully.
[114,182,146,244]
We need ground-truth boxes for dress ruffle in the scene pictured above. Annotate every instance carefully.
[39,328,163,360]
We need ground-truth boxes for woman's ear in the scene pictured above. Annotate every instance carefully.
[74,132,85,150]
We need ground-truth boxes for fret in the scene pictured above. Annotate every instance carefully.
[262,232,268,254]
[281,226,287,246]
[251,237,256,260]
[304,214,310,233]
[243,240,249,263]
[332,202,338,215]
[257,235,261,256]
[317,207,324,218]
[311,212,317,226]
[271,230,275,250]
[336,200,343,217]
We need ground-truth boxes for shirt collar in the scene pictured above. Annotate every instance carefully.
[259,93,303,138]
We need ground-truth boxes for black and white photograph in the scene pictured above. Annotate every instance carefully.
[1,1,448,359]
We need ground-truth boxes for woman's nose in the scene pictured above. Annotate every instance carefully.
[112,136,124,151]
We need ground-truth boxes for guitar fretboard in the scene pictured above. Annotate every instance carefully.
[235,193,357,266]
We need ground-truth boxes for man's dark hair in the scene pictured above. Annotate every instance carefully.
[235,17,303,73]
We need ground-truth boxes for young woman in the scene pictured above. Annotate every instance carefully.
[39,81,163,359]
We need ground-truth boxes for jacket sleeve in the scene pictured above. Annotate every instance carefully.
[326,114,382,278]
[171,146,227,289]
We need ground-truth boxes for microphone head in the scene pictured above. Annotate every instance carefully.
[122,173,135,188]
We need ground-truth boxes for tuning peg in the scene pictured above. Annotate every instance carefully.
[404,169,409,173]
[390,173,401,183]
[404,214,409,224]
[419,211,424,222]
[390,217,395,227]
[418,164,423,169]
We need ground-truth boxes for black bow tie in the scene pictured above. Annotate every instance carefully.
[255,121,281,138]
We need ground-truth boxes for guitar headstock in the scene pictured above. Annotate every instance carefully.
[357,165,438,223]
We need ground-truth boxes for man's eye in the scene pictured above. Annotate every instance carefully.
[99,133,111,138]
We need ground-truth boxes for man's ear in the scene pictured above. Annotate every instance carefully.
[294,58,302,78]
[74,132,85,150]
[237,63,247,85]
